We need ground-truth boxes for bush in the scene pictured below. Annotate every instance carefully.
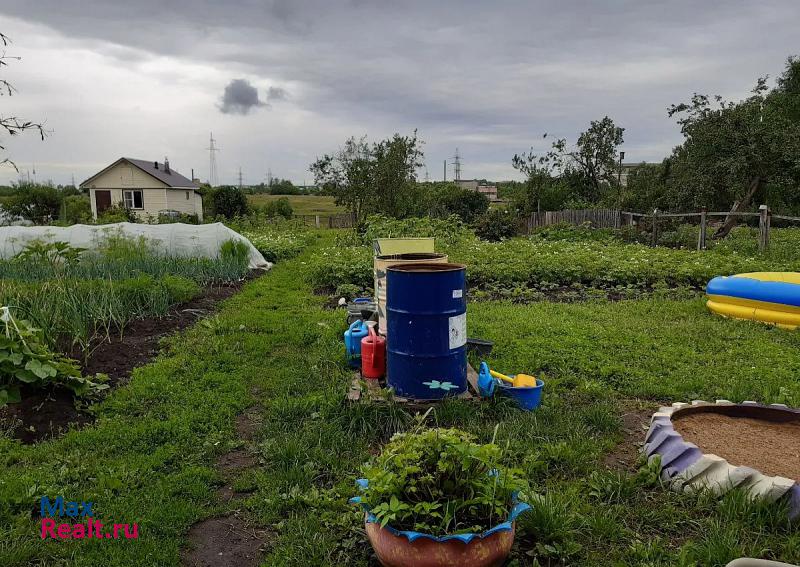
[96,203,138,224]
[428,184,490,223]
[0,306,107,405]
[212,186,249,218]
[62,195,92,225]
[359,428,528,535]
[473,208,518,241]
[6,185,62,223]
[262,197,293,219]
[361,214,473,246]
[269,179,300,195]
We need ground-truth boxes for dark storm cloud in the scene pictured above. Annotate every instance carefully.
[219,78,267,115]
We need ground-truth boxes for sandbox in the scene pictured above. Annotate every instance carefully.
[644,400,800,519]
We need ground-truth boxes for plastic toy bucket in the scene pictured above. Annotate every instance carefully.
[497,379,544,410]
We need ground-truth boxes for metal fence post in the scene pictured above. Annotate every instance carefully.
[698,207,707,251]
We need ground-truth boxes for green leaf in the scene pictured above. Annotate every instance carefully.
[25,359,57,379]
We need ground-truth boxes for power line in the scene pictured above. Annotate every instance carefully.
[207,132,220,186]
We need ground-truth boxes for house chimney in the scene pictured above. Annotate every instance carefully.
[164,157,171,174]
[154,161,159,170]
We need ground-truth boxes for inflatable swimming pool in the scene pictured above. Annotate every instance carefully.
[706,272,800,329]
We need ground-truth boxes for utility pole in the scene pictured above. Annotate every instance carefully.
[207,132,220,186]
[443,160,447,182]
[238,167,243,189]
[616,151,625,208]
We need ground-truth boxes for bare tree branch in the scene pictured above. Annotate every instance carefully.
[0,31,46,172]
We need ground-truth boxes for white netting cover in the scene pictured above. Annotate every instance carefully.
[0,222,270,269]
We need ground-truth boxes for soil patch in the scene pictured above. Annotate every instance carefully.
[674,412,800,481]
[215,409,261,500]
[182,513,271,567]
[0,280,250,444]
[79,283,245,381]
[603,403,657,470]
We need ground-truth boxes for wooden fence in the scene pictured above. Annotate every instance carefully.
[527,208,629,231]
[294,213,354,229]
[527,206,800,254]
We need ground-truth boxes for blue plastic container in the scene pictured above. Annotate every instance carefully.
[344,320,369,368]
[386,262,467,399]
[497,379,544,411]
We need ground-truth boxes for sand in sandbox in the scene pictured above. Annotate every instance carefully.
[673,411,800,482]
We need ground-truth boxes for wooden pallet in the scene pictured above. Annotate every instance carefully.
[347,363,482,408]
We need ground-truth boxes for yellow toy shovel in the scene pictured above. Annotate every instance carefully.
[489,369,537,388]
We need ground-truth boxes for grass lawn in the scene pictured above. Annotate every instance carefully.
[247,194,343,216]
[1,232,798,565]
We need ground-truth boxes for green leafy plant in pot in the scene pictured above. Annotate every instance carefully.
[350,427,530,567]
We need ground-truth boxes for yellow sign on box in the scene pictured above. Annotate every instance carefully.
[373,238,435,256]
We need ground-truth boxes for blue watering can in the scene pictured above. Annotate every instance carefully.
[344,320,369,368]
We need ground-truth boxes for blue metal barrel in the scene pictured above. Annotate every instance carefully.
[386,262,467,399]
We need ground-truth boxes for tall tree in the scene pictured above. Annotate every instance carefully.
[667,57,800,237]
[310,136,373,224]
[370,130,424,218]
[310,132,423,223]
[512,134,565,214]
[569,116,625,201]
[1,33,45,170]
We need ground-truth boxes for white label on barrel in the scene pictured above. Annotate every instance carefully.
[448,313,467,349]
[452,289,463,298]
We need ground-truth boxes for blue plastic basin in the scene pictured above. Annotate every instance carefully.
[497,378,544,410]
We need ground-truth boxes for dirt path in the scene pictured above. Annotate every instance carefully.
[603,401,657,471]
[182,406,272,567]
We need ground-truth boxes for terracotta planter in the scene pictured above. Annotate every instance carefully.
[365,516,515,567]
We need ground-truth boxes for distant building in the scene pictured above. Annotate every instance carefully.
[80,157,203,221]
[477,184,498,201]
[455,179,499,201]
[455,179,479,192]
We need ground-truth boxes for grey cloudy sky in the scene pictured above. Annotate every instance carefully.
[0,1,798,186]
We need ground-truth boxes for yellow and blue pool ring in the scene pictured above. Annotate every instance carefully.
[706,272,800,329]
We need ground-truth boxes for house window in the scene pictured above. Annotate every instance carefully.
[123,190,144,209]
[185,191,190,200]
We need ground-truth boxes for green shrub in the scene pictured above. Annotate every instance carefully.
[62,195,92,224]
[262,197,293,219]
[212,186,249,218]
[0,306,107,405]
[5,185,61,223]
[473,208,518,241]
[427,185,490,223]
[361,214,473,246]
[96,203,138,224]
[359,428,528,536]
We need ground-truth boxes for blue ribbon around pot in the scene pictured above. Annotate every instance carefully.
[349,478,531,543]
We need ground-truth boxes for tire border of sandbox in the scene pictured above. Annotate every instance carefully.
[643,400,800,520]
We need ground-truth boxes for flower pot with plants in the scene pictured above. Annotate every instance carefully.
[350,427,530,567]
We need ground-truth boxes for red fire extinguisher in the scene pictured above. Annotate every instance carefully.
[361,325,386,380]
